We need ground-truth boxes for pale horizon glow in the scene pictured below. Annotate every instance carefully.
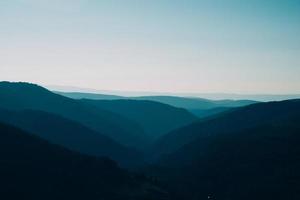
[1,0,300,94]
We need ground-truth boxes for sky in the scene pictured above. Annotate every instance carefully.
[0,0,300,94]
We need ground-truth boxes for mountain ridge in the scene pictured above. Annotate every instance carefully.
[0,108,143,167]
[152,99,300,158]
[0,81,148,150]
[80,98,198,140]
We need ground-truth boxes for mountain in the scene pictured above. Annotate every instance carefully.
[148,100,300,200]
[153,99,300,156]
[56,92,257,110]
[134,96,257,110]
[81,99,198,140]
[0,122,169,200]
[191,93,300,102]
[56,91,124,100]
[188,107,232,118]
[0,82,148,149]
[57,92,256,118]
[49,86,300,102]
[0,109,142,167]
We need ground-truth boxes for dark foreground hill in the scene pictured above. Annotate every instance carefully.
[81,99,198,140]
[148,100,300,200]
[0,109,142,167]
[0,122,169,200]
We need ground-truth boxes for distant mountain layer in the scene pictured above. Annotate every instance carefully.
[195,93,300,102]
[53,89,300,102]
[0,122,169,200]
[57,91,124,100]
[0,82,148,151]
[150,99,300,200]
[81,99,198,140]
[134,96,257,110]
[0,109,142,167]
[57,91,257,109]
[57,91,257,118]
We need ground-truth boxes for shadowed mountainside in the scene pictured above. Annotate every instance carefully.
[0,122,169,200]
[80,99,198,140]
[153,99,300,157]
[0,109,143,167]
[147,100,300,200]
[2,81,299,200]
[0,82,149,150]
[188,107,232,118]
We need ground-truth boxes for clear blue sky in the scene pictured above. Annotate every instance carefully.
[1,0,299,94]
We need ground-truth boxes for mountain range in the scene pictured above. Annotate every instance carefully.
[80,99,197,140]
[53,87,300,101]
[57,91,257,118]
[153,99,300,157]
[0,82,147,149]
[0,81,299,200]
[148,99,300,200]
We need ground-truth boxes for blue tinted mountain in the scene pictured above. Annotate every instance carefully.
[57,92,257,118]
[153,100,300,156]
[81,99,198,140]
[188,107,232,118]
[0,109,142,167]
[56,91,124,100]
[134,96,257,110]
[0,82,148,149]
[151,100,300,200]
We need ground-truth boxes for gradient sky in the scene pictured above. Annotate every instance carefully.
[1,0,300,94]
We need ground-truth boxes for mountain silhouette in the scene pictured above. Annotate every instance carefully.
[2,81,299,200]
[134,96,257,110]
[56,91,124,100]
[57,92,256,118]
[0,82,148,149]
[153,99,300,156]
[149,100,300,200]
[0,109,142,167]
[81,99,198,140]
[0,122,169,200]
